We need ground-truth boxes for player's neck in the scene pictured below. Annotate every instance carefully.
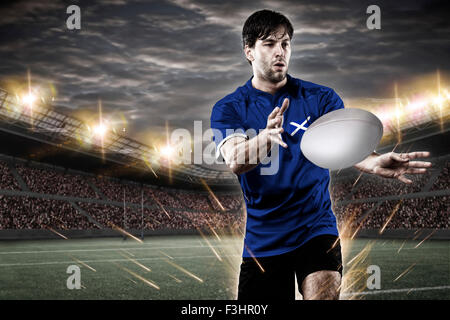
[251,75,287,95]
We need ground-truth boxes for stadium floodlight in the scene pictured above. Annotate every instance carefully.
[21,93,37,108]
[160,144,174,158]
[93,122,108,139]
[433,95,444,107]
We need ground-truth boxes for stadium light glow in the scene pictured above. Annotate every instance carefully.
[433,95,444,106]
[160,145,174,158]
[21,92,36,108]
[93,122,108,139]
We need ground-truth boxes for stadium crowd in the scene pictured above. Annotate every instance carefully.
[431,161,449,191]
[0,161,21,190]
[144,187,183,208]
[181,210,244,231]
[91,176,144,203]
[89,176,242,213]
[0,195,97,229]
[0,156,448,231]
[333,196,449,230]
[349,172,431,199]
[329,179,356,201]
[172,192,212,211]
[16,164,100,199]
[209,194,244,212]
[333,202,377,231]
[1,160,243,212]
[75,202,242,231]
[361,197,449,229]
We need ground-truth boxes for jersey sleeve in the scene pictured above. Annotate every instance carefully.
[210,101,248,161]
[319,88,345,116]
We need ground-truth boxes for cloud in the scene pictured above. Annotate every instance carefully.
[0,0,448,147]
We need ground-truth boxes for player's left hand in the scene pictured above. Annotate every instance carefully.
[371,151,432,184]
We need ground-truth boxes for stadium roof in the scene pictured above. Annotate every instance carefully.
[0,88,238,187]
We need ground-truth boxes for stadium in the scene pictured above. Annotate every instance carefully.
[0,75,448,300]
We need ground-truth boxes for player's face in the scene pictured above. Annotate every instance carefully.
[250,26,291,83]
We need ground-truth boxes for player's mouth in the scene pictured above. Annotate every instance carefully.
[273,61,286,70]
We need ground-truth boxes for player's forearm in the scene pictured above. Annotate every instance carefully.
[228,129,271,175]
[353,152,379,174]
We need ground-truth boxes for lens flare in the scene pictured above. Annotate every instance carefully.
[21,93,36,107]
[161,145,174,158]
[93,122,108,138]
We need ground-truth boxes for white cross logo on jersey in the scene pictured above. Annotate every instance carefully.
[289,116,311,136]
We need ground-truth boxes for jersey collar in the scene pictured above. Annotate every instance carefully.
[245,74,299,99]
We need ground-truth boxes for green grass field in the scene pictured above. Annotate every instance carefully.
[0,235,448,300]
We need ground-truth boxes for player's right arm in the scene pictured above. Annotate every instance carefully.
[220,98,289,175]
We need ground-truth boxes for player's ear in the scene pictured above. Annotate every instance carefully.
[244,45,254,62]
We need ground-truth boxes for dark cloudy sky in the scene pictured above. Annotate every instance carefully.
[0,0,449,146]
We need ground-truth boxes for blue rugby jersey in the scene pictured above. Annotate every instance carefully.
[210,74,345,257]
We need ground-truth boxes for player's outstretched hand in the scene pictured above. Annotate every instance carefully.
[265,98,289,148]
[371,151,432,184]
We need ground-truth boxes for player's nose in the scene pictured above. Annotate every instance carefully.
[274,42,284,57]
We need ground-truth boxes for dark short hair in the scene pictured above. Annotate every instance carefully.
[242,9,294,49]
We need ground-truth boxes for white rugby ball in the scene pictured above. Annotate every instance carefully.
[300,108,383,170]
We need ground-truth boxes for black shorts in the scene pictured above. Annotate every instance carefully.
[237,234,342,300]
